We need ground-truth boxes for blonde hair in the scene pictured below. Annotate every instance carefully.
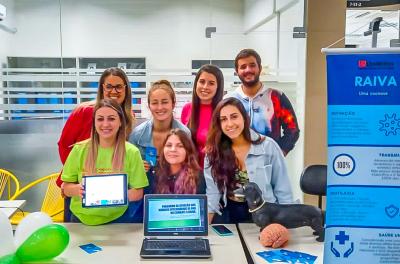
[84,99,126,174]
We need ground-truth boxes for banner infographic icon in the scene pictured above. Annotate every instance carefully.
[323,48,400,264]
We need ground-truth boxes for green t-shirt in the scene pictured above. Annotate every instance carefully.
[62,141,148,225]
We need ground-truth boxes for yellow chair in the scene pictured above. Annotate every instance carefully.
[0,168,20,200]
[10,173,64,224]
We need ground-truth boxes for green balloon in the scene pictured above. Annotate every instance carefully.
[16,224,69,262]
[0,253,20,264]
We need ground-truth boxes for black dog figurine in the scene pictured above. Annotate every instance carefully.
[234,182,324,242]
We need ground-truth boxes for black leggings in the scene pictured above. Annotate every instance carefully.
[212,199,252,224]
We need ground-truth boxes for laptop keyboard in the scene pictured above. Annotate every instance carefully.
[145,239,207,250]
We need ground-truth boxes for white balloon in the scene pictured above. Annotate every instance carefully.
[0,211,15,258]
[14,212,52,247]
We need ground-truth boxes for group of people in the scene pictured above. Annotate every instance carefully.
[56,49,300,225]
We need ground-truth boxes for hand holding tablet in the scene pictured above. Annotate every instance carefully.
[82,174,128,208]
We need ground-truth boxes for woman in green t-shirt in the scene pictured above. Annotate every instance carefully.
[62,99,148,225]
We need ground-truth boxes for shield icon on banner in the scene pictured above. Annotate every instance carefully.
[385,205,399,218]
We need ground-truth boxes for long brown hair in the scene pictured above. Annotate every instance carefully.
[188,65,224,149]
[96,67,133,137]
[84,99,126,175]
[206,97,263,192]
[155,129,200,194]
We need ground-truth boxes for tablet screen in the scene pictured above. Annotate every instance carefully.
[82,174,128,207]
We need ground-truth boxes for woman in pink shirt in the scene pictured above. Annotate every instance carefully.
[181,65,224,167]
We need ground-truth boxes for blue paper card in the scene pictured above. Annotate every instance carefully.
[79,243,102,254]
[145,146,157,166]
[256,249,317,263]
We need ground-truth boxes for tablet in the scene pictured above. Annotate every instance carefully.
[82,173,128,208]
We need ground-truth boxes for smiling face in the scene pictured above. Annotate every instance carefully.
[236,56,261,88]
[148,86,175,122]
[163,134,187,168]
[102,75,126,105]
[94,106,121,141]
[195,71,218,104]
[219,104,245,140]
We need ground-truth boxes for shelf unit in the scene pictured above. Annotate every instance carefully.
[0,56,297,120]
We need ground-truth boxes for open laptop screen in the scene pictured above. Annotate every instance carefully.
[144,194,208,236]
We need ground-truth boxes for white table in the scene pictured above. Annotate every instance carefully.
[238,223,324,264]
[0,200,26,218]
[46,224,247,264]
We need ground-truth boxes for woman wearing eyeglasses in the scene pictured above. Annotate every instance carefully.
[58,68,134,173]
[57,67,135,220]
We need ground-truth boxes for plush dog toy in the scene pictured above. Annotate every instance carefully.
[234,182,324,242]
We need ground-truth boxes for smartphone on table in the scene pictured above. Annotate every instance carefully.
[211,225,234,236]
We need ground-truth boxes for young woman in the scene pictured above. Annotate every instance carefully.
[57,67,135,221]
[205,97,294,224]
[154,128,205,194]
[181,65,224,167]
[129,80,190,172]
[57,67,134,186]
[61,99,148,225]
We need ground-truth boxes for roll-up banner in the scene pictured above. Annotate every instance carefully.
[322,48,400,264]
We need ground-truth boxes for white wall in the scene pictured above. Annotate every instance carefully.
[244,0,303,75]
[0,0,15,62]
[0,0,15,111]
[10,0,245,70]
[11,0,62,57]
[244,0,306,201]
[243,0,274,32]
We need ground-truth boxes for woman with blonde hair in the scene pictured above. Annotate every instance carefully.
[62,99,148,225]
[57,67,134,186]
[129,80,190,172]
[57,67,135,221]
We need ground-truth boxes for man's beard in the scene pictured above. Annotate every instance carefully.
[239,74,260,87]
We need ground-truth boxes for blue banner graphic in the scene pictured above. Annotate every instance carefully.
[324,50,400,264]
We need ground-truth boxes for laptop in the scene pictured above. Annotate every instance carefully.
[140,194,211,259]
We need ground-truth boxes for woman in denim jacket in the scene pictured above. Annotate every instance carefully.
[129,80,190,190]
[205,97,294,224]
[129,80,190,166]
